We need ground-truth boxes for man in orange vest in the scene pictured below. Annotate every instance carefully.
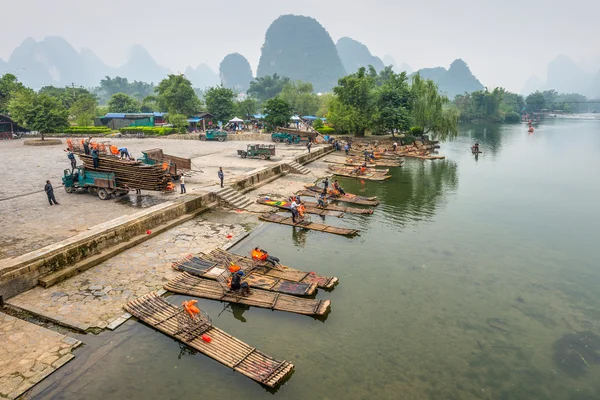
[252,246,280,267]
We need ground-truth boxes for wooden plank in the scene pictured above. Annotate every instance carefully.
[124,292,294,387]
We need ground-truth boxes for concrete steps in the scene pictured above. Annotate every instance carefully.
[286,161,311,175]
[215,186,254,209]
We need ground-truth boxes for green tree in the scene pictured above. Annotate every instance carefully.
[234,97,259,118]
[247,73,290,101]
[205,86,236,122]
[312,118,324,130]
[108,93,140,113]
[279,81,321,116]
[326,97,361,135]
[141,95,158,113]
[0,74,26,114]
[525,91,546,113]
[70,95,98,126]
[8,91,69,140]
[167,113,189,133]
[263,97,293,129]
[316,93,335,118]
[372,71,412,136]
[331,67,375,136]
[156,74,201,115]
[410,74,458,140]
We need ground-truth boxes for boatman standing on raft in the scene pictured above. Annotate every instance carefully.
[290,196,300,223]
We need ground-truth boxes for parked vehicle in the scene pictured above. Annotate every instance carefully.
[237,144,276,160]
[62,166,129,200]
[271,132,301,144]
[199,130,227,142]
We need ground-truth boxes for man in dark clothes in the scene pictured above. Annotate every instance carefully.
[45,180,59,205]
[91,148,99,169]
[230,270,251,296]
[83,138,91,155]
[218,167,224,188]
[322,176,329,190]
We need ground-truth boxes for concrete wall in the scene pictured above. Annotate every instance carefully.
[294,145,334,165]
[231,164,286,193]
[0,193,216,300]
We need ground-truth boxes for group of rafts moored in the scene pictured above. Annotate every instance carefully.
[124,140,445,388]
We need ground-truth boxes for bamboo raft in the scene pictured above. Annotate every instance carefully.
[258,213,359,236]
[344,158,404,167]
[348,151,403,160]
[124,292,293,387]
[165,273,331,316]
[185,248,338,289]
[79,153,169,191]
[327,166,391,181]
[301,186,379,206]
[258,197,373,215]
[329,165,390,175]
[257,197,343,217]
[325,159,402,168]
[172,251,324,296]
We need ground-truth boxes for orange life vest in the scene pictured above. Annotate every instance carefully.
[182,300,200,319]
[251,249,267,261]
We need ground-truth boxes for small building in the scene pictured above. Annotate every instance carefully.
[0,114,28,139]
[95,112,167,130]
[191,112,216,131]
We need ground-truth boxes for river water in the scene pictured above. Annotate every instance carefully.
[33,118,600,400]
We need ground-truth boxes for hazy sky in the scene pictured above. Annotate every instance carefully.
[1,0,599,92]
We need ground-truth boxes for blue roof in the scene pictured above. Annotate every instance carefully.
[302,115,318,120]
[252,114,266,119]
[187,118,203,123]
[104,113,163,119]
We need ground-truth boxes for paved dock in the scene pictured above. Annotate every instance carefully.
[6,218,246,331]
[0,312,81,399]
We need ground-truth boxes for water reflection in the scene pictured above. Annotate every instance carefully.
[291,226,307,248]
[462,123,504,155]
[217,303,251,323]
[378,160,458,227]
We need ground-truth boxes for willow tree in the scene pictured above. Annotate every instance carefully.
[410,74,459,140]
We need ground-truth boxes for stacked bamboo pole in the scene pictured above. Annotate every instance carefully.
[78,153,169,191]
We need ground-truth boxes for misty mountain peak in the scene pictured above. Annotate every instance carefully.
[257,14,346,92]
[448,59,470,73]
[127,45,155,63]
[219,53,253,92]
[336,37,384,74]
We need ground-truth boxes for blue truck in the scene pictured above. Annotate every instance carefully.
[62,166,129,200]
